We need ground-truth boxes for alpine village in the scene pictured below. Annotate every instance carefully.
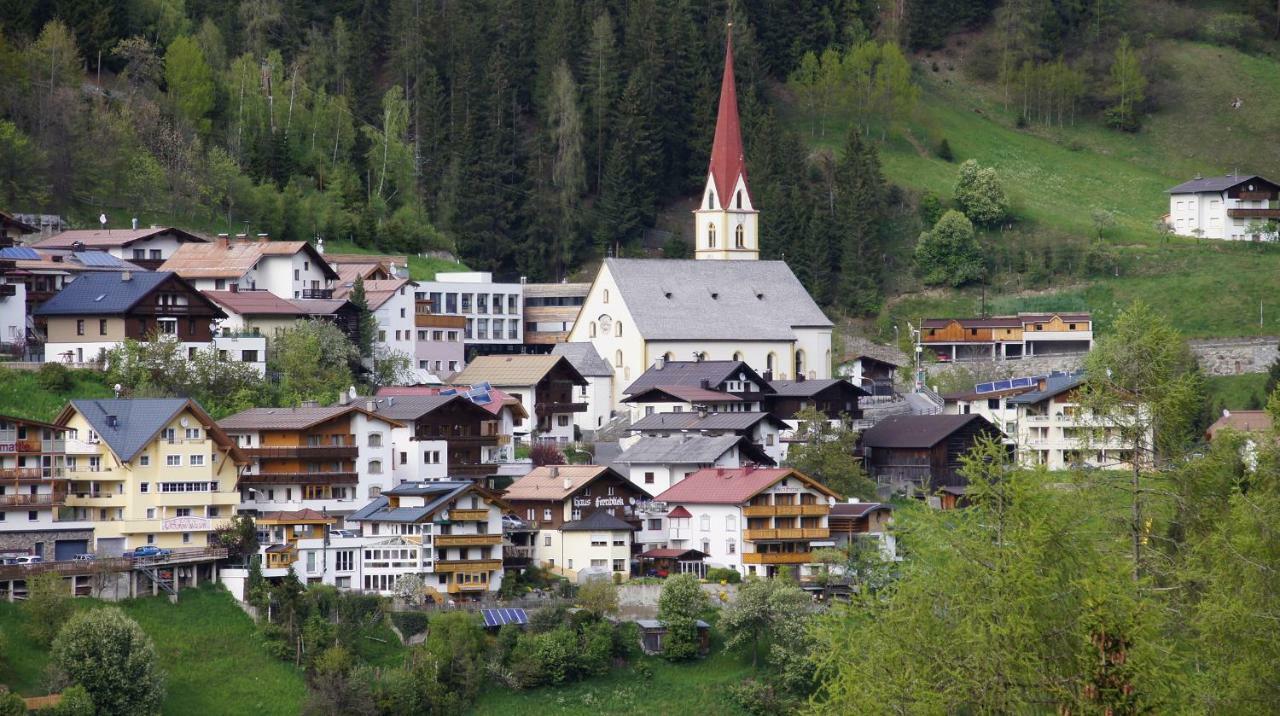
[2,2,1280,715]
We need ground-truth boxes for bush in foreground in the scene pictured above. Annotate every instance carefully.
[51,607,166,716]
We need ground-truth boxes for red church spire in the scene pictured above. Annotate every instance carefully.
[708,25,749,208]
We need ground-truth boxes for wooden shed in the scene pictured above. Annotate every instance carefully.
[634,619,711,657]
[860,414,1005,492]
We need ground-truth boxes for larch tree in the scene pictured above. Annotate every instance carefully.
[164,35,215,135]
[1105,35,1148,131]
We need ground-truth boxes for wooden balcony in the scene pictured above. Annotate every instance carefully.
[1227,208,1280,219]
[301,288,334,299]
[434,533,502,547]
[445,508,491,522]
[0,492,65,507]
[434,559,502,573]
[244,441,358,459]
[534,402,588,416]
[265,546,297,569]
[1238,191,1275,201]
[0,438,65,454]
[0,467,64,481]
[448,465,497,478]
[446,581,491,594]
[238,471,359,485]
[415,313,466,329]
[741,551,814,565]
[743,504,829,517]
[742,528,829,541]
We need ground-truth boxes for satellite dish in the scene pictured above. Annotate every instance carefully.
[112,383,122,397]
[99,213,107,228]
[180,417,190,427]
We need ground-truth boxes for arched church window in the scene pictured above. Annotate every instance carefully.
[735,225,745,248]
[602,289,609,304]
[707,224,717,248]
[615,350,624,367]
[732,351,743,362]
[735,190,742,209]
[615,321,623,337]
[795,350,806,375]
[589,322,596,338]
[766,352,776,371]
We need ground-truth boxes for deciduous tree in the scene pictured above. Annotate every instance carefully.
[914,209,985,287]
[51,607,166,716]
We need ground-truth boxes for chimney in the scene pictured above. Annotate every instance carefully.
[131,217,138,230]
[797,373,806,383]
[699,379,710,389]
[235,233,248,241]
[256,233,269,242]
[365,399,378,412]
[763,369,773,382]
[120,271,132,282]
[301,400,319,408]
[216,234,229,249]
[655,356,665,370]
[697,405,708,419]
[229,283,238,293]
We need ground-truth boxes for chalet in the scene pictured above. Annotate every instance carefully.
[160,235,338,298]
[765,378,866,421]
[613,434,775,496]
[35,271,226,365]
[625,410,787,464]
[0,415,87,562]
[827,502,894,559]
[218,405,402,523]
[653,466,841,579]
[837,354,900,397]
[368,394,510,484]
[375,385,527,475]
[550,342,614,433]
[501,465,651,582]
[1167,173,1280,241]
[32,226,208,270]
[1,247,147,332]
[921,313,1093,361]
[453,355,588,444]
[860,414,1004,492]
[621,359,774,420]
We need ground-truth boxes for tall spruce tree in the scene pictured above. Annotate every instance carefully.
[348,276,378,358]
[833,128,887,314]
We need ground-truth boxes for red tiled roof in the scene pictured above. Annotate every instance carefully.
[656,467,839,505]
[203,290,305,316]
[34,227,207,249]
[667,506,692,519]
[1206,410,1273,439]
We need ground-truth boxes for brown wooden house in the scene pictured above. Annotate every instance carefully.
[860,414,1004,492]
[765,378,866,420]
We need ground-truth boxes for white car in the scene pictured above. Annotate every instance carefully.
[12,555,43,566]
[329,529,357,539]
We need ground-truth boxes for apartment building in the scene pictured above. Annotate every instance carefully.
[333,276,421,376]
[0,415,90,561]
[501,465,650,582]
[1167,173,1280,241]
[56,398,246,554]
[218,405,401,524]
[522,281,588,346]
[921,313,1093,361]
[414,272,523,359]
[652,466,840,579]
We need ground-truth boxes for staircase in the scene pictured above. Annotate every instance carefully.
[137,564,177,597]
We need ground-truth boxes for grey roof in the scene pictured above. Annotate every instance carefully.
[624,360,770,396]
[34,271,192,316]
[551,342,613,377]
[368,395,459,420]
[628,411,785,433]
[861,414,1000,449]
[347,481,473,523]
[1007,373,1085,405]
[1166,174,1272,194]
[614,435,746,464]
[603,258,831,340]
[560,510,636,532]
[768,378,869,397]
[69,398,193,462]
[634,619,710,629]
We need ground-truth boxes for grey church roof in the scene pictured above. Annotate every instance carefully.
[551,342,613,377]
[603,258,831,341]
[69,398,194,462]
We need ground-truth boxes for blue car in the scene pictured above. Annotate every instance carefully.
[130,545,171,560]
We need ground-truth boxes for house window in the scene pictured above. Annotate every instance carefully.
[242,350,258,363]
[795,350,806,375]
[701,538,710,553]
[166,455,181,466]
[368,460,382,474]
[368,433,383,447]
[726,539,736,554]
[615,350,623,367]
[189,455,204,466]
[700,514,710,531]
[602,289,609,304]
[591,534,607,547]
[726,515,736,531]
[76,320,84,336]
[140,482,149,493]
[543,508,552,521]
[544,533,552,546]
[644,471,655,484]
[707,223,717,248]
[735,224,745,248]
[557,415,569,427]
[99,319,108,335]
[140,456,150,467]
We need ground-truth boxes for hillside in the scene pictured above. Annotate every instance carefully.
[785,38,1280,343]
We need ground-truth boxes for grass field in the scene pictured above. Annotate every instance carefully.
[0,367,112,423]
[787,38,1280,342]
[0,585,306,716]
[473,633,753,716]
[322,239,467,281]
[1205,373,1271,411]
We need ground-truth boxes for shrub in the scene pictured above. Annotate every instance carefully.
[705,567,742,584]
[657,573,710,661]
[935,138,954,162]
[530,442,566,467]
[1202,12,1256,49]
[576,577,619,618]
[23,571,72,646]
[389,611,428,637]
[915,210,986,287]
[0,689,24,716]
[47,685,94,716]
[35,362,72,392]
[953,159,1008,226]
[528,605,571,634]
[51,607,165,716]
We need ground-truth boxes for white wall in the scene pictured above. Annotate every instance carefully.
[0,281,25,344]
[114,235,186,262]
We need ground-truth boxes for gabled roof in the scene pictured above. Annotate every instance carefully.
[453,354,586,387]
[0,414,68,431]
[218,404,401,431]
[561,510,636,532]
[502,465,640,502]
[860,414,1000,449]
[203,290,306,316]
[289,298,356,315]
[58,398,244,464]
[257,509,335,524]
[1006,373,1086,405]
[0,211,38,234]
[655,466,840,504]
[348,481,476,523]
[1166,174,1275,194]
[33,271,225,318]
[624,360,771,396]
[767,378,869,398]
[830,502,891,518]
[707,32,750,206]
[841,354,901,369]
[628,411,785,433]
[375,385,529,419]
[667,506,692,519]
[1206,410,1273,439]
[550,342,613,378]
[368,394,495,423]
[622,386,742,404]
[160,239,338,280]
[333,277,413,309]
[34,226,208,250]
[602,258,831,341]
[614,435,773,466]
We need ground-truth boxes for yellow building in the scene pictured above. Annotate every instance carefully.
[56,398,247,555]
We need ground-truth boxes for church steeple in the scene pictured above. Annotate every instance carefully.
[695,25,758,261]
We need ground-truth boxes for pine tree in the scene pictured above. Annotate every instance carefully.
[833,129,887,314]
[584,10,619,193]
[348,276,378,359]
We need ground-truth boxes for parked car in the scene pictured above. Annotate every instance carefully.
[72,553,96,561]
[12,555,43,566]
[329,529,357,539]
[130,545,171,560]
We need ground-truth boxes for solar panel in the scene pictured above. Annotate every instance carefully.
[74,251,126,267]
[438,388,458,396]
[475,382,492,392]
[0,246,39,260]
[467,386,492,405]
[974,382,997,394]
[993,379,1013,392]
[480,608,527,627]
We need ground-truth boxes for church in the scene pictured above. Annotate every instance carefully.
[567,30,833,411]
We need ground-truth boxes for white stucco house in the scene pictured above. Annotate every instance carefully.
[550,342,615,433]
[161,236,339,297]
[1167,174,1280,241]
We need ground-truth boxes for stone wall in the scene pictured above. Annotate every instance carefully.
[920,354,1086,390]
[0,529,93,561]
[1187,337,1279,376]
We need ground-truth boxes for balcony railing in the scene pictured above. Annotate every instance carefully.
[535,402,588,416]
[448,464,497,478]
[238,471,359,485]
[447,581,491,593]
[0,493,65,507]
[741,551,814,565]
[0,467,64,480]
[434,559,502,573]
[0,437,66,453]
[742,528,829,541]
[743,504,829,517]
[444,508,491,522]
[218,328,263,339]
[1227,208,1280,219]
[301,288,334,299]
[244,440,358,459]
[434,533,503,547]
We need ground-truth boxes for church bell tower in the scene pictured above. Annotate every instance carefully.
[695,25,758,261]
